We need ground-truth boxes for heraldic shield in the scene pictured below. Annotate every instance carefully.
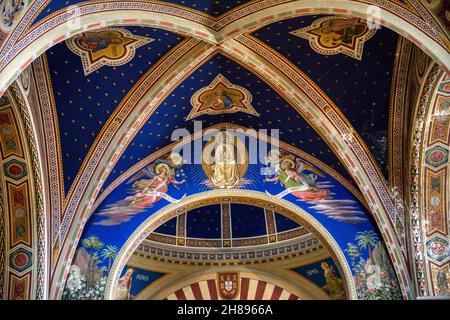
[218,272,240,300]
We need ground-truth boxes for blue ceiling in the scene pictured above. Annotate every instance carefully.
[99,53,352,195]
[40,13,398,199]
[45,26,184,194]
[33,0,255,25]
[159,0,254,16]
[252,15,398,179]
[186,205,222,238]
[154,203,300,239]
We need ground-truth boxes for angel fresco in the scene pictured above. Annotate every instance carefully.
[264,151,331,202]
[78,33,123,53]
[2,0,25,27]
[94,153,186,226]
[125,160,186,207]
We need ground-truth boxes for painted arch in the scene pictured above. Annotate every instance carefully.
[46,44,413,301]
[61,130,403,300]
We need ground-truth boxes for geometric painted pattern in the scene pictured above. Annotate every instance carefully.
[426,235,449,263]
[0,92,34,300]
[3,158,27,181]
[437,80,450,95]
[9,246,32,274]
[425,145,449,169]
[66,28,153,75]
[290,16,376,60]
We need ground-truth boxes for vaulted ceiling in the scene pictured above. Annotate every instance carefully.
[1,0,448,301]
[31,8,409,300]
[43,15,400,197]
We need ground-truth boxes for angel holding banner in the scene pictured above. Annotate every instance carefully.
[93,154,186,226]
[264,151,331,202]
[125,155,186,208]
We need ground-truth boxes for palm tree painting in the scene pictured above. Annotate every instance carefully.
[355,231,378,266]
[101,245,119,272]
[345,242,361,268]
[82,235,104,286]
[64,236,120,300]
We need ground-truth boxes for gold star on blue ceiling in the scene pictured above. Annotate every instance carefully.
[252,15,398,179]
[99,53,353,197]
[46,26,184,195]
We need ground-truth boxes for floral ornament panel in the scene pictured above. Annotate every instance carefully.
[290,16,376,60]
[431,264,450,297]
[187,74,260,120]
[66,28,154,75]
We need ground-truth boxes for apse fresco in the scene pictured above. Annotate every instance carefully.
[0,0,30,48]
[294,251,401,300]
[63,133,401,300]
[290,16,377,60]
[116,266,164,300]
[100,53,353,192]
[165,273,301,300]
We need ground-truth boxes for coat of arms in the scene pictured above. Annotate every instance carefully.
[218,272,240,300]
